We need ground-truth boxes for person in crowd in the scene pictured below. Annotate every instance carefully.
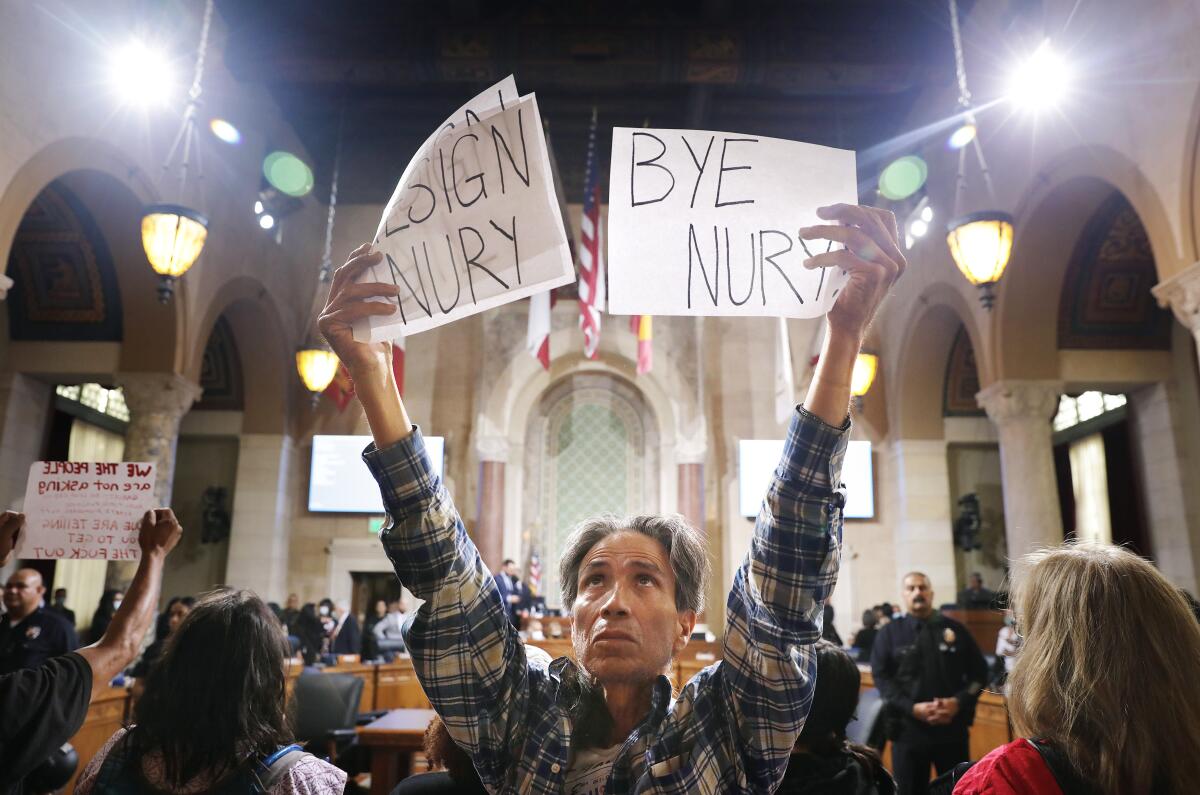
[878,603,895,623]
[392,715,489,795]
[153,596,180,644]
[956,572,995,610]
[329,599,361,656]
[76,588,345,794]
[292,603,325,665]
[851,609,879,663]
[0,509,181,795]
[87,590,123,645]
[871,572,988,795]
[361,598,387,659]
[992,609,1018,690]
[953,544,1200,794]
[493,559,529,630]
[373,598,407,655]
[780,641,895,795]
[1,568,78,673]
[317,597,336,636]
[129,597,194,685]
[281,593,301,632]
[47,588,75,629]
[823,602,844,645]
[318,203,903,791]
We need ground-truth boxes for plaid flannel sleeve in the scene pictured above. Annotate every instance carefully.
[720,406,849,791]
[362,428,527,785]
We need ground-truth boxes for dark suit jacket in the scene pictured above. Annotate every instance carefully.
[331,613,362,655]
[493,574,528,621]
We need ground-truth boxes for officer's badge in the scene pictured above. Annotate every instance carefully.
[943,627,956,645]
[25,625,41,640]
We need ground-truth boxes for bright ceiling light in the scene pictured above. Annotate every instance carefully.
[109,40,174,107]
[1008,40,1071,112]
[254,200,264,215]
[948,123,977,149]
[258,213,276,230]
[910,219,929,238]
[920,205,934,224]
[209,118,241,144]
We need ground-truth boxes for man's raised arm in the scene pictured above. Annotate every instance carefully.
[719,203,905,790]
[318,244,529,790]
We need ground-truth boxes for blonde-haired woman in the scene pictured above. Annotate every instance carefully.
[954,543,1200,794]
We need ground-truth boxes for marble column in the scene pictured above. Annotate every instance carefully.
[887,440,958,600]
[108,373,202,588]
[976,380,1064,556]
[0,373,53,584]
[224,434,296,603]
[677,463,704,532]
[1153,261,1200,372]
[474,435,507,572]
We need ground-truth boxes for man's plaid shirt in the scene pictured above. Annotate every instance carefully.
[363,406,848,793]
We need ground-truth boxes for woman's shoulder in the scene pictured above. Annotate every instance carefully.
[74,727,129,794]
[267,753,347,795]
[953,739,1062,795]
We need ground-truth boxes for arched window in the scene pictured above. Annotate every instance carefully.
[523,374,659,607]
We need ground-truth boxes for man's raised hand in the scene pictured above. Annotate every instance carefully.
[138,508,183,558]
[318,243,401,379]
[800,203,906,343]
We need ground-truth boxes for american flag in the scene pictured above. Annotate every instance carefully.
[526,549,542,597]
[577,107,604,359]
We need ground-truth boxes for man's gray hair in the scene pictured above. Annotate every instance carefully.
[559,514,709,614]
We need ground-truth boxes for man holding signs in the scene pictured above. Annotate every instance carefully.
[321,167,903,793]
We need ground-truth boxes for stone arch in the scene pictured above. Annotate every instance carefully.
[892,282,986,440]
[995,147,1178,380]
[0,139,182,374]
[190,276,292,434]
[1183,81,1200,262]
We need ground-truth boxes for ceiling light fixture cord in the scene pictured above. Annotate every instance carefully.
[320,103,346,284]
[160,0,214,208]
[948,0,997,215]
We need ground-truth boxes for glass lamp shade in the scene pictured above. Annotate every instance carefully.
[946,211,1014,297]
[141,204,208,278]
[296,348,340,394]
[851,352,879,398]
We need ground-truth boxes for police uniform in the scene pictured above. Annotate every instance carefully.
[0,608,78,675]
[870,612,988,795]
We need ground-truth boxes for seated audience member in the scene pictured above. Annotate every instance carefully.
[280,593,301,632]
[329,599,361,656]
[391,715,487,795]
[47,588,76,628]
[76,589,345,794]
[129,597,194,681]
[317,204,902,792]
[0,509,181,795]
[1,568,79,673]
[362,598,387,659]
[87,590,123,645]
[373,599,407,654]
[851,609,879,663]
[294,603,326,666]
[317,598,336,636]
[956,573,995,610]
[823,602,844,645]
[954,544,1200,794]
[991,609,1018,689]
[780,641,895,795]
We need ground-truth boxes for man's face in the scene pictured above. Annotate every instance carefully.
[903,574,934,618]
[504,562,519,577]
[3,569,44,617]
[570,531,695,687]
[287,594,299,610]
[969,574,983,590]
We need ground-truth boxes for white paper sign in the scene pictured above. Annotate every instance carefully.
[16,461,156,561]
[607,128,857,317]
[356,77,575,341]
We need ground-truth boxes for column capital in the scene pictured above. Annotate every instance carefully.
[1152,261,1200,333]
[475,434,510,462]
[116,373,202,418]
[976,380,1062,426]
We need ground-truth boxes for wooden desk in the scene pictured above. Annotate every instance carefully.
[358,708,438,795]
[67,686,130,793]
[375,658,431,710]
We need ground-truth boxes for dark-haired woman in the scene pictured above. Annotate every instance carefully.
[75,589,345,794]
[781,641,896,795]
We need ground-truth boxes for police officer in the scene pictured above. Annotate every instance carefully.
[871,571,988,795]
[0,568,78,674]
